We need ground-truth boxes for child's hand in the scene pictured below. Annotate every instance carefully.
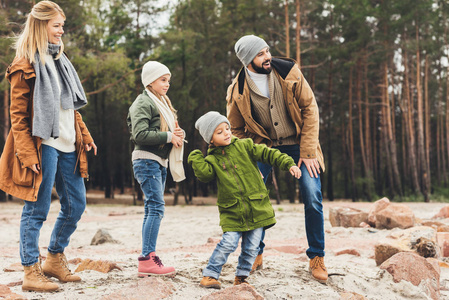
[289,166,301,179]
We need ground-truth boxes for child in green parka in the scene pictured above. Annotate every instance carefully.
[188,111,301,289]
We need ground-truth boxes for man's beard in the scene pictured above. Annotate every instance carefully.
[251,60,272,74]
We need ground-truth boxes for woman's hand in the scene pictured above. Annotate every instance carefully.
[85,141,98,155]
[29,164,40,174]
[171,134,183,148]
[173,121,184,139]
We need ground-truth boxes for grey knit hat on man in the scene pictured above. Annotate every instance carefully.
[141,61,171,87]
[195,111,230,144]
[234,35,269,67]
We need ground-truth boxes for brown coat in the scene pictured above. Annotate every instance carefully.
[226,57,325,171]
[0,56,93,201]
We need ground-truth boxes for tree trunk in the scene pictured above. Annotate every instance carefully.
[285,0,290,58]
[348,67,356,201]
[384,62,402,197]
[402,47,421,194]
[415,24,428,201]
[424,54,431,197]
[356,57,371,200]
[295,0,300,66]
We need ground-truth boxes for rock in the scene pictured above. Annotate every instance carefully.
[367,197,390,226]
[3,263,23,272]
[102,277,174,300]
[68,258,83,265]
[75,259,122,273]
[375,203,415,229]
[91,229,119,245]
[271,245,305,254]
[340,291,367,300]
[437,225,449,232]
[437,232,449,257]
[375,226,437,265]
[432,205,449,219]
[380,252,440,300]
[329,207,368,228]
[0,284,25,300]
[335,248,361,256]
[200,284,264,300]
[359,222,371,228]
[415,237,437,258]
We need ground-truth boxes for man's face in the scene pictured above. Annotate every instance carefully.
[248,47,272,74]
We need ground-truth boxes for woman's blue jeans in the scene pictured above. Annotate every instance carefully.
[132,159,167,257]
[20,145,86,266]
[257,144,325,258]
[203,227,263,279]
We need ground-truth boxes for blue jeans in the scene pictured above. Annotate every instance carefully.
[132,159,167,257]
[20,145,86,266]
[257,144,325,258]
[203,227,263,279]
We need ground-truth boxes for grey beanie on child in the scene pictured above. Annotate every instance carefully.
[195,111,230,144]
[234,35,269,67]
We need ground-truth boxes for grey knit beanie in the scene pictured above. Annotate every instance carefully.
[234,35,269,67]
[141,61,171,87]
[195,111,230,144]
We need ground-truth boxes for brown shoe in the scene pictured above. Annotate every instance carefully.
[309,256,328,283]
[200,276,221,289]
[42,252,81,283]
[251,254,263,273]
[22,261,59,292]
[234,275,252,287]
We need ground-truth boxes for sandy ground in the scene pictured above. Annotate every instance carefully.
[1,196,448,300]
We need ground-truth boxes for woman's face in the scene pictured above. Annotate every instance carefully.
[150,74,171,96]
[47,14,65,45]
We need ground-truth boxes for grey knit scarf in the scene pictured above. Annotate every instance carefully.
[32,43,87,139]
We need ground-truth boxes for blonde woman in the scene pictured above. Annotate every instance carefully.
[0,1,97,292]
[127,61,185,277]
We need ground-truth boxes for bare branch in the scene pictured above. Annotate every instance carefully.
[86,67,143,96]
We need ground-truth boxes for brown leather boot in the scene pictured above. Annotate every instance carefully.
[199,276,221,289]
[250,254,263,273]
[309,256,328,283]
[22,261,59,292]
[234,275,252,287]
[42,252,81,283]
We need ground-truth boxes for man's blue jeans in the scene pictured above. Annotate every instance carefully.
[203,227,263,279]
[257,144,325,258]
[20,145,86,266]
[132,159,167,257]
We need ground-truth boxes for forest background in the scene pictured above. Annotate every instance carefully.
[1,0,449,204]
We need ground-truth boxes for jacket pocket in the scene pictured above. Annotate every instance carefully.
[12,153,34,187]
[248,192,274,223]
[217,198,243,227]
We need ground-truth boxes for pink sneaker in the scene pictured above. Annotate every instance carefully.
[138,252,176,277]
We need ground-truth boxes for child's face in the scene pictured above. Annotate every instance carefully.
[149,74,171,96]
[211,122,231,146]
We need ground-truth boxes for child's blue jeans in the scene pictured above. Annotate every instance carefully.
[203,227,263,279]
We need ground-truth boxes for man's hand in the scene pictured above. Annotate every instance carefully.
[298,158,320,178]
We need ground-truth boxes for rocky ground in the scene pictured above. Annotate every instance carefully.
[0,195,448,299]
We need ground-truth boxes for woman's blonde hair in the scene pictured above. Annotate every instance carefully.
[14,0,66,65]
[147,86,178,133]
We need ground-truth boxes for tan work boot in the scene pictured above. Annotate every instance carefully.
[309,256,328,283]
[199,276,221,289]
[234,275,253,287]
[22,261,59,292]
[251,254,263,273]
[42,252,81,283]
